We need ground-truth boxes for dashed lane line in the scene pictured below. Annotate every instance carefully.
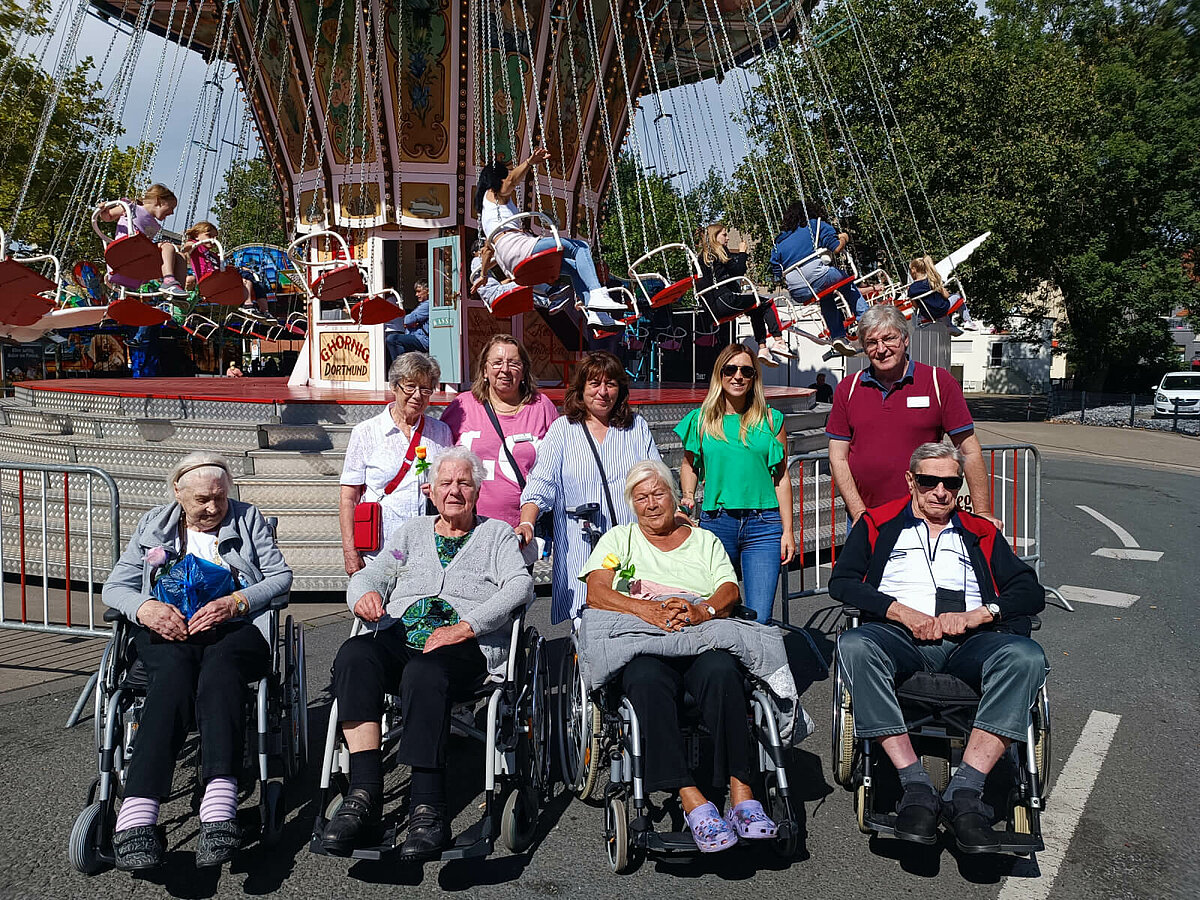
[1056,585,1140,608]
[998,710,1122,900]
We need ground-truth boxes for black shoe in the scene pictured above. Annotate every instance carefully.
[893,783,940,845]
[195,818,241,868]
[113,824,166,871]
[320,788,382,856]
[398,804,450,862]
[942,790,1000,854]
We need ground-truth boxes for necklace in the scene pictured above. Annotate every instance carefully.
[490,393,523,415]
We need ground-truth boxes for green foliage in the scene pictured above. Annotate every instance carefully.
[211,157,289,250]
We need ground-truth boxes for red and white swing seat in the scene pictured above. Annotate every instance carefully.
[628,243,702,309]
[91,200,162,284]
[483,210,565,291]
[287,230,369,304]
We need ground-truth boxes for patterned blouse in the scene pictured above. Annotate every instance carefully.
[400,529,472,648]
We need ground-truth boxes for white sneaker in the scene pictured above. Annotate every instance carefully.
[947,323,965,336]
[757,346,780,367]
[585,287,629,312]
[831,338,858,357]
[960,319,981,331]
[585,309,617,329]
[766,336,795,359]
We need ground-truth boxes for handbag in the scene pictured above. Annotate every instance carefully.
[483,399,553,552]
[353,416,424,553]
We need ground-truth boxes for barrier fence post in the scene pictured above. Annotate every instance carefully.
[1173,397,1180,432]
[1079,390,1087,424]
[1130,394,1136,427]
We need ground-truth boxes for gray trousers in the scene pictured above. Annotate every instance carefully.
[837,621,1047,742]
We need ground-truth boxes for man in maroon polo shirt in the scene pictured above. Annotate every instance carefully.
[825,304,999,527]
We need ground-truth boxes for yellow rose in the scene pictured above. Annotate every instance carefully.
[415,445,427,460]
[601,553,621,570]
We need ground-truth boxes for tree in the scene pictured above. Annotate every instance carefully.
[210,157,289,249]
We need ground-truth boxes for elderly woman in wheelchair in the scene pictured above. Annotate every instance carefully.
[574,460,805,867]
[317,447,537,862]
[97,451,294,871]
[829,440,1049,856]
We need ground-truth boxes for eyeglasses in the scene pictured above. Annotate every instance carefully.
[863,334,905,351]
[913,473,964,491]
[396,382,434,397]
[487,360,524,371]
[720,364,756,379]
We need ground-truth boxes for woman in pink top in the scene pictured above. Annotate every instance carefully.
[440,335,559,538]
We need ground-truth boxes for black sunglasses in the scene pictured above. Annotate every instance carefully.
[720,364,756,379]
[913,473,964,491]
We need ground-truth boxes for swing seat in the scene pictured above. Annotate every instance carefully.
[310,264,366,302]
[946,295,965,317]
[104,233,162,284]
[487,285,535,319]
[107,299,171,327]
[512,248,563,287]
[282,313,307,336]
[695,330,721,347]
[0,292,55,326]
[803,274,855,305]
[350,294,402,325]
[182,313,219,341]
[0,258,56,298]
[646,275,696,308]
[198,267,245,305]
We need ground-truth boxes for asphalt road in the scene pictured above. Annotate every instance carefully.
[0,454,1195,900]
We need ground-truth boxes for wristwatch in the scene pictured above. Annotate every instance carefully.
[704,604,717,617]
[985,602,1001,622]
[233,592,250,617]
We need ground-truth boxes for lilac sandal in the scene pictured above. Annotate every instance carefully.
[684,801,739,853]
[725,799,779,839]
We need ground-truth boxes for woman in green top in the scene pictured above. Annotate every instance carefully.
[675,343,795,622]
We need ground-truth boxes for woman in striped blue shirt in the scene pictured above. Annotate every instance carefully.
[519,352,661,623]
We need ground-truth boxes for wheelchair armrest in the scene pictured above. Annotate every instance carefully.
[268,592,290,610]
[841,606,862,621]
[1028,614,1042,632]
[103,608,128,624]
[729,605,758,621]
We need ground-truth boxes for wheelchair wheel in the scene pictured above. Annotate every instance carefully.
[832,683,855,788]
[854,783,871,835]
[604,795,631,874]
[921,755,950,795]
[68,802,109,875]
[282,617,308,779]
[765,771,799,858]
[1033,690,1052,788]
[500,784,539,854]
[521,629,551,796]
[556,644,602,800]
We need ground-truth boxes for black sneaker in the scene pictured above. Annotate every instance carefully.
[941,790,1000,854]
[893,783,940,845]
[113,824,166,871]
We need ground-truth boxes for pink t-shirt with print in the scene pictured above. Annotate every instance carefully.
[440,391,559,526]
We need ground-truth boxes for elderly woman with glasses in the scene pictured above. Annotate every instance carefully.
[320,447,534,861]
[340,352,453,575]
[101,452,293,871]
[440,335,558,562]
[675,343,795,623]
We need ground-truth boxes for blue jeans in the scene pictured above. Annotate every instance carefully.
[385,330,428,366]
[791,267,868,339]
[532,235,602,302]
[699,508,783,623]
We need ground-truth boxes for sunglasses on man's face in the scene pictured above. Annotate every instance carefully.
[721,364,756,379]
[913,473,964,491]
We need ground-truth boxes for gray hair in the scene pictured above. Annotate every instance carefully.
[169,451,233,492]
[857,303,911,344]
[429,446,487,490]
[387,351,441,390]
[623,459,680,509]
[909,440,963,474]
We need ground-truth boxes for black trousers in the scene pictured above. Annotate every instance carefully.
[619,650,754,793]
[332,625,487,770]
[707,291,783,342]
[125,621,271,799]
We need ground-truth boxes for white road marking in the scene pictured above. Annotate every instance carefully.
[1075,505,1139,548]
[998,710,1122,900]
[1092,548,1164,561]
[1056,585,1140,608]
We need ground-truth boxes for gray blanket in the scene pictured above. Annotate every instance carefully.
[577,609,814,745]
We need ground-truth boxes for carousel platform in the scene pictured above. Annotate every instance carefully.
[0,378,825,594]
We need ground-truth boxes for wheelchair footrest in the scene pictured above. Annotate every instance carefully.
[638,829,699,854]
[991,832,1044,855]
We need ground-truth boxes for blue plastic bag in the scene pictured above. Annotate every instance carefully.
[152,554,238,620]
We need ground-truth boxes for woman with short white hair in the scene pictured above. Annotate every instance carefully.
[102,451,292,872]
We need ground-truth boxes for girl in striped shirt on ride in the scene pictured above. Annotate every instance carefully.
[675,344,796,623]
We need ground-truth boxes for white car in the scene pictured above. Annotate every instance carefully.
[1153,371,1200,416]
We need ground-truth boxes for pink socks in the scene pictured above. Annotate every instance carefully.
[115,797,160,831]
[199,776,239,824]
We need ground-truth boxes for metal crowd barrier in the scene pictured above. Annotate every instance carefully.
[774,443,1049,632]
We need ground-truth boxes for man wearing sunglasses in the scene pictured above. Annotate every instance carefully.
[829,441,1046,854]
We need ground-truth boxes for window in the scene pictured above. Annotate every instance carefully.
[988,343,1004,367]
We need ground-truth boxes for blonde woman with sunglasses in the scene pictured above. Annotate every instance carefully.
[674,344,796,622]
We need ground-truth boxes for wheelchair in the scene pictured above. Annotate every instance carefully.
[556,625,803,874]
[830,606,1052,855]
[310,608,550,861]
[68,565,307,874]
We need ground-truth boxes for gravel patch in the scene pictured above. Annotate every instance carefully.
[1050,403,1200,435]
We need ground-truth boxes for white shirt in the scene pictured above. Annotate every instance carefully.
[341,407,453,548]
[185,529,225,569]
[876,516,982,618]
[480,195,537,273]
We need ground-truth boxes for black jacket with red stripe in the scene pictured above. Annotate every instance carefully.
[828,496,1045,636]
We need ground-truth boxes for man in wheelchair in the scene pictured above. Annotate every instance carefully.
[829,440,1047,854]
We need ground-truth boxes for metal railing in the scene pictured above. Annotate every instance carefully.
[774,443,1048,630]
[0,463,121,638]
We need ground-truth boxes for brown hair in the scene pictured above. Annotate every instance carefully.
[142,184,178,207]
[699,343,769,443]
[469,334,539,406]
[185,221,218,242]
[563,351,634,428]
[698,222,731,267]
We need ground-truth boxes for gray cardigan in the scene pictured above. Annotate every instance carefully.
[102,499,294,641]
[346,515,533,676]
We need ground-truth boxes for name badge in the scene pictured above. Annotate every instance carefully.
[907,396,931,408]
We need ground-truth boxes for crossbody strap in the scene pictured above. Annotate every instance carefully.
[483,399,526,490]
[382,415,424,496]
[581,424,619,527]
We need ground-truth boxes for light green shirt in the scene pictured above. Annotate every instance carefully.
[578,523,738,599]
[674,407,785,511]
